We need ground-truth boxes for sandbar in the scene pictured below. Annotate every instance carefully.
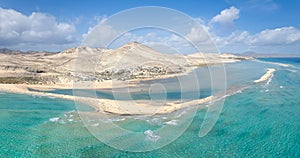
[0,83,213,115]
[254,68,276,83]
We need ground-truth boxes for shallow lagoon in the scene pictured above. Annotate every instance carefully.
[1,59,300,157]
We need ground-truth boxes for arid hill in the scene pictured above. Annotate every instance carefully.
[0,42,251,84]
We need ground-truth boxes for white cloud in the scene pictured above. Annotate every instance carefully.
[0,7,77,50]
[215,27,300,53]
[249,27,300,45]
[215,31,249,46]
[185,27,211,43]
[81,17,126,48]
[82,24,118,48]
[79,6,300,54]
[210,6,240,26]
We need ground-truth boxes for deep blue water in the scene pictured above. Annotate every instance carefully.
[258,57,300,64]
[1,58,300,157]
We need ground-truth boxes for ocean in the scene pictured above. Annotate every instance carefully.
[1,58,300,157]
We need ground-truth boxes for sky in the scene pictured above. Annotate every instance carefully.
[0,0,299,54]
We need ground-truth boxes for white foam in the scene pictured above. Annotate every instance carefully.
[113,118,126,122]
[67,110,75,113]
[255,59,291,68]
[147,118,162,126]
[286,69,298,73]
[64,113,74,118]
[144,130,160,142]
[91,123,99,127]
[175,110,186,118]
[280,86,284,89]
[165,120,178,126]
[210,86,249,104]
[99,117,126,123]
[68,119,74,122]
[49,117,60,122]
[266,73,274,85]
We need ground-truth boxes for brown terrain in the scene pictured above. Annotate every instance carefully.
[0,42,251,85]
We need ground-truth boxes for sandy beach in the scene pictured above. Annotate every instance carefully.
[254,68,276,83]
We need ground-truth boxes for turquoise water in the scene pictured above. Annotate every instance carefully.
[1,58,300,157]
[29,88,212,100]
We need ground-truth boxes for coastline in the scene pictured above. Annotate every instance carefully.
[0,62,274,115]
[0,45,252,116]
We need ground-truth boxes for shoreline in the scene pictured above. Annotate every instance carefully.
[0,56,250,115]
[254,68,276,83]
[0,65,274,115]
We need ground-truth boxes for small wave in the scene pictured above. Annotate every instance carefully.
[165,120,178,126]
[107,117,126,122]
[98,117,126,123]
[224,90,243,98]
[280,86,284,89]
[255,59,291,68]
[175,110,187,118]
[147,118,163,126]
[0,92,6,95]
[222,86,247,98]
[266,73,274,85]
[31,94,42,98]
[67,119,74,122]
[64,112,74,119]
[207,86,250,105]
[49,117,60,122]
[286,69,298,73]
[144,130,160,142]
[133,116,148,120]
[90,123,99,127]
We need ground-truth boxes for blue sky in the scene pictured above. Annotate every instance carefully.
[0,0,299,54]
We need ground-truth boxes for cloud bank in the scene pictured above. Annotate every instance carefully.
[0,7,78,51]
[0,6,299,54]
